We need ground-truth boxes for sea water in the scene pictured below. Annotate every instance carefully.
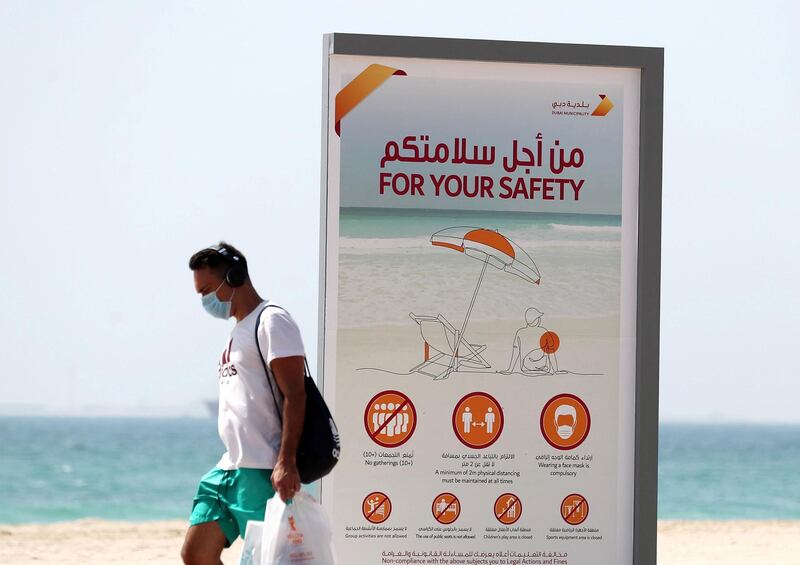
[0,417,220,524]
[658,423,800,519]
[2,417,799,524]
[337,208,622,329]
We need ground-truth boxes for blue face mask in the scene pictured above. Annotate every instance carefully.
[201,281,234,319]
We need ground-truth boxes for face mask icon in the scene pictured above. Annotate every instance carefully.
[554,404,577,440]
[541,394,590,450]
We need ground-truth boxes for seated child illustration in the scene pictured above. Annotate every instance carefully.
[501,307,558,375]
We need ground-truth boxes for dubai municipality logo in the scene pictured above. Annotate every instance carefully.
[551,94,614,117]
[591,94,614,116]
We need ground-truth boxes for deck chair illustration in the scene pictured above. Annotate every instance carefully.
[409,313,491,379]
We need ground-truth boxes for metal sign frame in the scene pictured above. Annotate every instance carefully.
[318,32,663,565]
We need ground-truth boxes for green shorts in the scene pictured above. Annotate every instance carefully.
[189,467,274,547]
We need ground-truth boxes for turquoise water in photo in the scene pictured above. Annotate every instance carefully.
[338,208,621,241]
[337,208,623,327]
[2,418,799,524]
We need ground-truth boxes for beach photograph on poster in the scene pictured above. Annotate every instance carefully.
[326,55,640,563]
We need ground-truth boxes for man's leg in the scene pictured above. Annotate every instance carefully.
[521,350,548,374]
[228,469,275,546]
[185,468,239,564]
[181,521,227,565]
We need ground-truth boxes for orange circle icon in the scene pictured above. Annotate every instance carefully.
[494,493,522,525]
[364,391,417,448]
[561,494,589,525]
[362,492,392,524]
[452,392,504,449]
[431,493,461,524]
[540,331,560,354]
[540,393,591,450]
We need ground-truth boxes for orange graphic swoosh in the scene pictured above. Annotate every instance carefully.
[591,94,614,116]
[335,64,406,136]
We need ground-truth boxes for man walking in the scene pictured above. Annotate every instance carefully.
[181,242,307,565]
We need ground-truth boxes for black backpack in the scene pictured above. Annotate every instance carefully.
[255,305,340,484]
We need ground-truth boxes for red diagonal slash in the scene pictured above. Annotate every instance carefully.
[434,496,459,522]
[496,496,519,521]
[365,495,389,521]
[369,399,410,440]
[564,496,586,522]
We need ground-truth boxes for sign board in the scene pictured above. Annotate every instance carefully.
[318,33,663,565]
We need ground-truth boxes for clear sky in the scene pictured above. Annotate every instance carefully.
[1,1,797,422]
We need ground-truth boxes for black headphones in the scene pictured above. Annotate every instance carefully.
[209,245,247,288]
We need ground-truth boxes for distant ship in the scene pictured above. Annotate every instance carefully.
[205,400,217,418]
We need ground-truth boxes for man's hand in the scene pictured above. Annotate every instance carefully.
[272,457,301,502]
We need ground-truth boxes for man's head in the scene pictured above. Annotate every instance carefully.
[189,242,249,319]
[525,307,544,326]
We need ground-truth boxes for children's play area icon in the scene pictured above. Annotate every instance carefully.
[452,392,504,449]
[494,493,522,525]
[364,390,417,448]
[540,393,591,450]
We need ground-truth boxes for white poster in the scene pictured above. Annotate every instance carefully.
[321,51,641,565]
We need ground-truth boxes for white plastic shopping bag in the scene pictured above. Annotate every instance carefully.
[239,520,265,565]
[260,491,335,565]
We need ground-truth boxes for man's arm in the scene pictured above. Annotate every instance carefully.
[270,355,306,501]
[546,352,558,374]
[501,332,522,373]
[542,329,558,374]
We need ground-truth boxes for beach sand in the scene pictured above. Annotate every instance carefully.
[336,317,620,374]
[657,520,800,564]
[0,519,244,564]
[2,520,799,564]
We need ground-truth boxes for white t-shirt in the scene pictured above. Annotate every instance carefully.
[215,301,306,470]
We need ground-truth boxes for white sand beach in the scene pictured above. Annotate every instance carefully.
[657,520,800,565]
[2,520,799,564]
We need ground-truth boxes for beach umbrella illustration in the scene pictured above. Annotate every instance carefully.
[430,227,541,373]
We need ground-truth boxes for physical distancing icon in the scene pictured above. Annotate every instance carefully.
[452,392,504,449]
[362,492,392,524]
[432,493,461,524]
[364,390,417,448]
[494,493,522,525]
[540,393,591,450]
[561,493,589,525]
